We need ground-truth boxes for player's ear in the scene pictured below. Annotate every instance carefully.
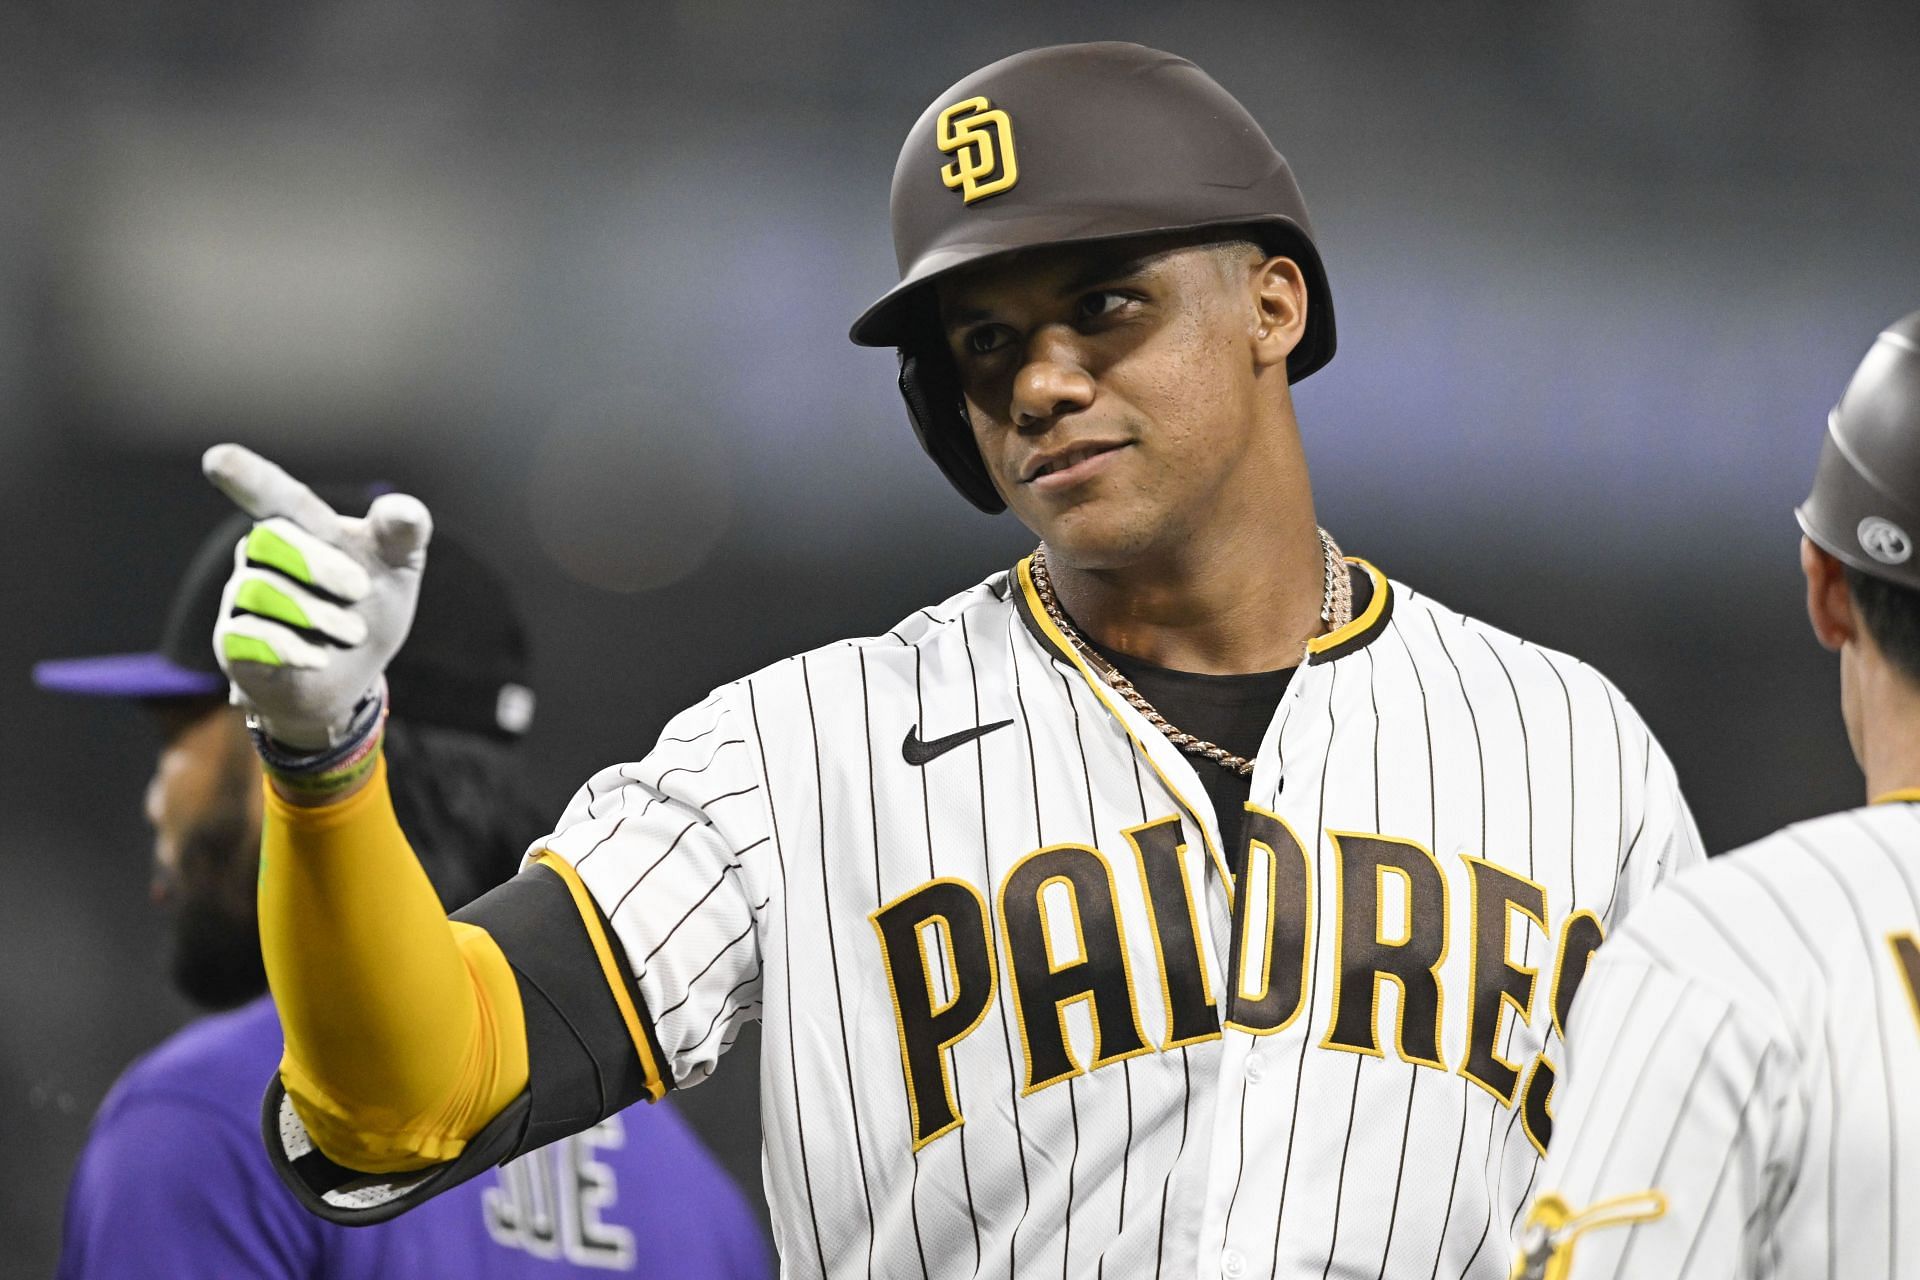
[1248,254,1307,370]
[1802,536,1856,652]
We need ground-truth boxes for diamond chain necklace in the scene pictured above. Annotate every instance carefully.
[1028,529,1353,777]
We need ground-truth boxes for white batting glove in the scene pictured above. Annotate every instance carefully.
[202,443,433,751]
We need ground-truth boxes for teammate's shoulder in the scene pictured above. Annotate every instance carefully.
[1716,802,1919,896]
[93,996,282,1130]
[1607,813,1888,991]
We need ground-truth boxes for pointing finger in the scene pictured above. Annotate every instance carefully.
[202,444,344,540]
[365,492,433,569]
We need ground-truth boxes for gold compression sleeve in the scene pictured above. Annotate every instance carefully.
[259,753,530,1172]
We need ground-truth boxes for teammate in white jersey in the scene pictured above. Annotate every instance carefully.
[1512,312,1920,1280]
[204,43,1704,1278]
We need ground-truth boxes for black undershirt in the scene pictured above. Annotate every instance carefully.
[1084,640,1292,869]
[1079,570,1373,870]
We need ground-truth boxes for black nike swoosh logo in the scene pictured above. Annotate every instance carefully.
[902,718,1015,766]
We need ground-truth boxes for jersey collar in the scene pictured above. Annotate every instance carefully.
[1306,559,1394,664]
[1009,554,1395,671]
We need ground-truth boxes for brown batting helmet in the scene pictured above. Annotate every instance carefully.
[850,42,1335,513]
[1797,311,1920,590]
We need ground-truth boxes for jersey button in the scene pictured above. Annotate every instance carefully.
[1222,1248,1247,1278]
[1244,1052,1264,1083]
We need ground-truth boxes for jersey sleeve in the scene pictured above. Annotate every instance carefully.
[1512,926,1799,1279]
[533,684,771,1093]
[61,1095,315,1279]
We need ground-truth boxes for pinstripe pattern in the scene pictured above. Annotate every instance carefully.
[533,568,1698,1278]
[1520,802,1920,1278]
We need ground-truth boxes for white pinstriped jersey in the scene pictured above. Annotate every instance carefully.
[534,556,1703,1279]
[1514,801,1920,1280]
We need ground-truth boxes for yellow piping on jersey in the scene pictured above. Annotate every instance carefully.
[1872,787,1920,804]
[1014,556,1236,901]
[1308,558,1391,658]
[527,848,669,1102]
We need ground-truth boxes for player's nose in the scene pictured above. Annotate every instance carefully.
[1010,334,1095,431]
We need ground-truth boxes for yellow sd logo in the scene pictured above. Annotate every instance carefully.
[937,96,1018,204]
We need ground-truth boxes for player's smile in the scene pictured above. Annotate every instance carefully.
[1021,437,1132,490]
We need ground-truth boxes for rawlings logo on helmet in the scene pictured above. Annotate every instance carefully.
[1859,516,1913,566]
[937,97,1018,204]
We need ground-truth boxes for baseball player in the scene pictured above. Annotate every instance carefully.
[1511,312,1920,1279]
[38,513,771,1278]
[212,43,1704,1279]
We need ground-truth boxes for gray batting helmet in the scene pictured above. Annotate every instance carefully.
[1797,311,1920,590]
[849,42,1336,513]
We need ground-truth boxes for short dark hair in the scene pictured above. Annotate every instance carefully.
[383,718,551,913]
[1846,566,1920,685]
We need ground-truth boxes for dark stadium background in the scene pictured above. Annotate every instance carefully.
[4,0,1918,1271]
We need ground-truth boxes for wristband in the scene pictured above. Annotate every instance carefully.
[249,685,390,801]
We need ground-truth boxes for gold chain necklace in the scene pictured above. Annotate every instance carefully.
[1029,529,1353,777]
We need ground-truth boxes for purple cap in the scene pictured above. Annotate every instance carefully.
[33,513,246,702]
[32,651,226,699]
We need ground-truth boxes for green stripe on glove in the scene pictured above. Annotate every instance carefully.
[223,633,285,668]
[245,525,313,586]
[235,578,314,631]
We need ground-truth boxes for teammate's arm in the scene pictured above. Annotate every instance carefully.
[1511,926,1796,1279]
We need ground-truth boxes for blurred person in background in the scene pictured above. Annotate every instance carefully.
[1511,313,1920,1277]
[36,510,772,1279]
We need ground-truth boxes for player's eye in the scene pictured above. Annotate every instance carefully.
[1074,290,1133,323]
[964,325,1015,356]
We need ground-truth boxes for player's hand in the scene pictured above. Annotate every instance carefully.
[201,443,433,750]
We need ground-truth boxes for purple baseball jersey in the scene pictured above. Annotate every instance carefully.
[58,997,773,1278]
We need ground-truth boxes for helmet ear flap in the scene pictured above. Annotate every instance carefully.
[898,346,1007,514]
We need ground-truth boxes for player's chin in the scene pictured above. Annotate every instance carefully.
[1018,494,1157,569]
